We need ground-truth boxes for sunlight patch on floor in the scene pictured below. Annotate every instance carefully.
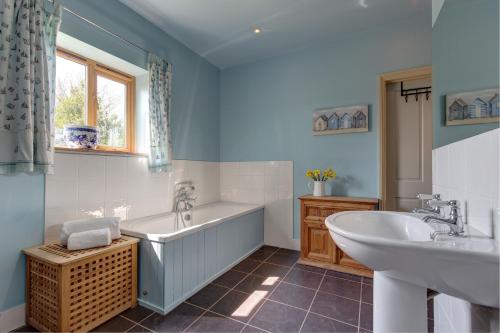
[262,276,279,286]
[232,290,268,317]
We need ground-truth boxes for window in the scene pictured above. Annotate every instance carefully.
[55,49,135,152]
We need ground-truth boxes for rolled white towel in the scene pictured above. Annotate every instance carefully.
[67,228,112,251]
[60,217,121,246]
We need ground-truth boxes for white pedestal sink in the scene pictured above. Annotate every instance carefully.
[325,211,499,333]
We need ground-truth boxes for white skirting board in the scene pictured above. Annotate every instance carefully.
[267,238,300,251]
[0,304,25,332]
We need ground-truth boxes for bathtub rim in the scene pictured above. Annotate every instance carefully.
[120,201,264,243]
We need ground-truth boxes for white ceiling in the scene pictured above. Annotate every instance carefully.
[120,0,431,69]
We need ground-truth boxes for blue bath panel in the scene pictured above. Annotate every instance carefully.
[137,209,264,314]
[138,240,165,310]
[204,228,218,279]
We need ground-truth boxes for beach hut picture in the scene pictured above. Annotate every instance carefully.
[446,88,500,125]
[313,105,369,135]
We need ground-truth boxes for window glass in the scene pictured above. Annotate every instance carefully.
[54,55,87,145]
[96,75,127,148]
[54,49,134,152]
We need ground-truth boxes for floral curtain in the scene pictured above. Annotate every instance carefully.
[0,0,62,174]
[148,53,173,172]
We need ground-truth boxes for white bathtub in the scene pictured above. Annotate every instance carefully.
[122,201,265,314]
[120,201,263,242]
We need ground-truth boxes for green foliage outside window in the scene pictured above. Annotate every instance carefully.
[97,88,125,147]
[55,79,85,130]
[55,79,125,147]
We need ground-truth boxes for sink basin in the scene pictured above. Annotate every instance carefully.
[326,211,500,333]
[330,210,434,242]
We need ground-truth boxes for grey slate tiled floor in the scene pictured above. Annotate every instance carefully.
[14,245,434,333]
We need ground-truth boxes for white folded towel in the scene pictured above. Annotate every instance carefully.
[60,217,121,246]
[67,228,111,251]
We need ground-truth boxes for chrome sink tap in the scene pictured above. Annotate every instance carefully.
[413,194,442,216]
[421,200,464,239]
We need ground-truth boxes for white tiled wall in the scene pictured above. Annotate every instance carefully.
[172,160,221,206]
[434,294,499,333]
[46,156,295,249]
[220,161,297,250]
[45,153,220,243]
[433,128,500,333]
[433,128,499,236]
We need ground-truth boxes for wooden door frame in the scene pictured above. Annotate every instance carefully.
[378,66,432,210]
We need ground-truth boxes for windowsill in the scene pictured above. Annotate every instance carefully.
[55,147,147,158]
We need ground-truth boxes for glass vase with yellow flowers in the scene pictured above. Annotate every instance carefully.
[305,168,336,196]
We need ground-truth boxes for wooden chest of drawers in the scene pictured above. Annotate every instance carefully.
[299,195,379,277]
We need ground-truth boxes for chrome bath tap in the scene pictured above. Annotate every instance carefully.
[173,181,196,229]
[174,181,196,213]
[421,200,464,239]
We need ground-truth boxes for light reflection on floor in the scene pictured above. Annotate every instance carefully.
[232,276,278,317]
[232,290,268,317]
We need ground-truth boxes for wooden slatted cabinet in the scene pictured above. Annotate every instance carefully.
[299,195,379,277]
[23,236,139,333]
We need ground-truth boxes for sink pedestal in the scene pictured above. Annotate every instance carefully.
[374,272,427,333]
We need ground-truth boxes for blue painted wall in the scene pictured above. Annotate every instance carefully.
[0,0,220,312]
[0,175,45,311]
[61,0,221,161]
[432,0,499,148]
[220,15,431,238]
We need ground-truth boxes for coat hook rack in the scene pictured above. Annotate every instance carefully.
[401,81,431,103]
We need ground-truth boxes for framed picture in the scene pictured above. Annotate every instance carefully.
[313,104,368,135]
[446,88,500,126]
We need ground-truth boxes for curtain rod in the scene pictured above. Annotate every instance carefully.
[49,1,153,57]
[64,7,152,56]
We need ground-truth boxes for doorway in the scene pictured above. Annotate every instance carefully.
[379,67,432,211]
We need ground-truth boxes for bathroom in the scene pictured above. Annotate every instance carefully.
[0,0,498,332]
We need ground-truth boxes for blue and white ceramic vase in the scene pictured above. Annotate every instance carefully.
[63,125,99,149]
